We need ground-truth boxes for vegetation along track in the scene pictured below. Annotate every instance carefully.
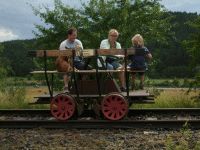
[1,109,200,129]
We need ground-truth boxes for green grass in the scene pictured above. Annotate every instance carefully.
[0,86,49,109]
[0,77,49,109]
[0,86,199,109]
[145,78,196,88]
[165,125,200,150]
[0,77,199,109]
[132,89,200,108]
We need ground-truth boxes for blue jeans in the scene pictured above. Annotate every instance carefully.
[74,61,85,70]
[74,61,92,70]
[106,61,122,70]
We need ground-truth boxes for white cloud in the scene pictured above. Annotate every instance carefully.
[0,0,199,42]
[0,28,19,42]
[0,0,82,41]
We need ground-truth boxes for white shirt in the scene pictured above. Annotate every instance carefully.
[100,39,121,49]
[98,39,122,67]
[59,39,83,62]
[59,39,83,50]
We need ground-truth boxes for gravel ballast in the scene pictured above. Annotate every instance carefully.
[0,129,200,149]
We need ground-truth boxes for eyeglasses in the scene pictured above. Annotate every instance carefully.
[109,34,118,37]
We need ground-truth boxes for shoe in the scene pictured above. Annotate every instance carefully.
[120,87,127,92]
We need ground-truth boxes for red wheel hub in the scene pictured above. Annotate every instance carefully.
[50,94,76,120]
[101,93,128,120]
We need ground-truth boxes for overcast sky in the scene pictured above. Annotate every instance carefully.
[0,0,199,42]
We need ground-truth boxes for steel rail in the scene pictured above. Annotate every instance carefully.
[0,120,200,129]
[0,108,200,129]
[1,108,200,116]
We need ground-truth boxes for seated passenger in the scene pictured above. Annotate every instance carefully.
[129,34,152,90]
[58,27,89,92]
[99,29,126,91]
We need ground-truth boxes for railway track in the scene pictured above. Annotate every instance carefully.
[1,120,200,129]
[1,108,200,129]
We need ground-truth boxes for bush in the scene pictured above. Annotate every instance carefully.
[161,66,194,78]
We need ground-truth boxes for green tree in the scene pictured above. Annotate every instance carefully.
[2,40,36,76]
[184,16,200,91]
[184,16,200,67]
[33,0,172,48]
[152,12,198,78]
[82,0,173,48]
[32,0,83,49]
[0,44,10,78]
[33,0,198,78]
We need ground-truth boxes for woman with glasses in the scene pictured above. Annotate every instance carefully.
[99,29,126,92]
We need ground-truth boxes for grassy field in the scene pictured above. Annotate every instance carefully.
[0,84,199,109]
[132,89,200,108]
[0,86,49,109]
[0,76,199,109]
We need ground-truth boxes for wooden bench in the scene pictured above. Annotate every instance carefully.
[29,48,146,74]
[29,48,146,97]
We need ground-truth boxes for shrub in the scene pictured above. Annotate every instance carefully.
[161,66,194,78]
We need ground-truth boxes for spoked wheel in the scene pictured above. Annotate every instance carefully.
[50,94,76,121]
[101,93,128,120]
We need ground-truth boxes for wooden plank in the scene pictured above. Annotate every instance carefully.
[30,69,145,74]
[28,48,146,57]
[29,49,94,57]
[36,50,73,57]
[128,70,145,73]
[30,71,60,74]
[76,70,124,73]
[82,49,95,57]
[97,48,144,56]
[34,90,151,99]
[97,49,124,55]
[127,48,136,55]
[122,90,150,96]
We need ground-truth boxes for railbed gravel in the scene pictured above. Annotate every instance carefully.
[0,128,200,149]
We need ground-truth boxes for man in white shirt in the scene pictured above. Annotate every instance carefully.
[59,27,85,91]
[99,29,126,91]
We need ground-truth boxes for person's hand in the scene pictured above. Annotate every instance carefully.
[75,44,82,56]
[75,44,81,50]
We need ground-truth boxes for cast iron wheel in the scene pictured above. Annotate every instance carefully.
[50,94,76,120]
[101,93,128,120]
